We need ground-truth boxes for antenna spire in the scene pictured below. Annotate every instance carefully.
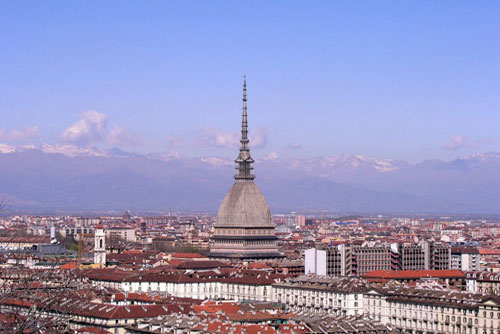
[235,76,255,181]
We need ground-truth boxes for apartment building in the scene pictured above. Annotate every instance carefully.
[105,227,136,243]
[466,271,500,294]
[452,247,481,272]
[271,275,371,316]
[431,242,452,270]
[62,226,93,238]
[351,243,397,276]
[305,241,451,277]
[364,285,500,334]
[399,243,427,270]
[0,236,50,250]
[305,244,351,276]
[81,269,281,302]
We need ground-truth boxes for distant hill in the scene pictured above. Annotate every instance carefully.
[0,144,499,214]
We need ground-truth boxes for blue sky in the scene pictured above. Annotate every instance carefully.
[0,1,499,162]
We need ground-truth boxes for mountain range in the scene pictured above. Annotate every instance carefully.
[1,143,499,215]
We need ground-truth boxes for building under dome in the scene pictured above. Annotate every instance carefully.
[209,79,282,260]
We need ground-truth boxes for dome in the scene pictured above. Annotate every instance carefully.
[215,181,275,228]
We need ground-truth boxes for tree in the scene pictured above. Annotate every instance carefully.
[0,265,77,333]
[55,232,76,251]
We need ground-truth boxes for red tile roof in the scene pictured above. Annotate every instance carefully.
[363,269,465,279]
[193,321,277,334]
[76,326,112,334]
[479,248,500,255]
[1,295,192,320]
[59,262,77,270]
[171,253,207,259]
[248,262,271,270]
[193,301,241,315]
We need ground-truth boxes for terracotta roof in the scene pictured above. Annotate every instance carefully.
[1,295,191,320]
[363,269,465,279]
[193,321,277,334]
[451,246,479,254]
[248,262,271,269]
[76,326,112,334]
[173,260,230,270]
[275,275,371,293]
[171,253,207,259]
[479,248,500,255]
[0,236,50,243]
[168,259,183,266]
[59,262,77,270]
[369,285,500,309]
[81,268,285,285]
[123,249,143,254]
[193,301,241,314]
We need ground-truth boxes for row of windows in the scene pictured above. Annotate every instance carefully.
[133,284,268,296]
[216,229,274,235]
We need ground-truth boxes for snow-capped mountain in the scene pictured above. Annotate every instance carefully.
[0,144,500,214]
[199,156,233,167]
[0,143,107,157]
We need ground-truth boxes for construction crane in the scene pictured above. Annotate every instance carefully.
[78,229,83,266]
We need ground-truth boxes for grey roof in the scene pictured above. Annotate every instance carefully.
[215,181,275,228]
[274,275,372,293]
[294,314,398,334]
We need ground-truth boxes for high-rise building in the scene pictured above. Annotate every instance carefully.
[351,243,398,276]
[429,241,452,270]
[305,241,451,276]
[209,79,281,260]
[295,215,306,228]
[305,244,351,276]
[451,246,481,271]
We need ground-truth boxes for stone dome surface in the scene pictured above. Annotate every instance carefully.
[216,181,275,228]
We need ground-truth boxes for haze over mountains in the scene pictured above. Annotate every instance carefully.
[1,143,499,215]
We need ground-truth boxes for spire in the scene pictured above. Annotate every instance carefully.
[234,76,255,181]
[241,76,248,150]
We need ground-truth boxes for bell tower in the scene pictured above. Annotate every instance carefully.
[94,223,106,267]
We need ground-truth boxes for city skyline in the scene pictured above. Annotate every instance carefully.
[1,1,499,163]
[2,3,500,334]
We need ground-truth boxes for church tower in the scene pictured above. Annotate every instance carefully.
[209,78,281,260]
[94,223,106,267]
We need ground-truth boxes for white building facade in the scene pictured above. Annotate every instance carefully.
[364,286,500,334]
[271,275,370,316]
